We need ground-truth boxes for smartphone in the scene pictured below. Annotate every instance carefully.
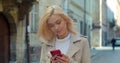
[50,49,62,57]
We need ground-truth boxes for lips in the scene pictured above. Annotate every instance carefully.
[56,30,61,34]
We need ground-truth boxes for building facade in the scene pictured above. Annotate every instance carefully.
[91,0,118,47]
[91,0,101,47]
[67,0,92,47]
[0,0,37,63]
[115,0,120,37]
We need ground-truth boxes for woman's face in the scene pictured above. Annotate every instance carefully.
[47,14,68,38]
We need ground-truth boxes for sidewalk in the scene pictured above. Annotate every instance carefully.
[90,46,120,56]
[11,47,120,63]
[94,46,120,50]
[90,48,99,58]
[91,47,120,63]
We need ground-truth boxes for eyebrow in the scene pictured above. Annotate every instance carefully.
[55,19,61,23]
[48,18,61,25]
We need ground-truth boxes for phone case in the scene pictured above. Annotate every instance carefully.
[50,49,62,57]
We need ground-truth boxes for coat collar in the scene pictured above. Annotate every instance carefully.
[43,33,83,57]
[44,33,82,46]
[70,33,82,43]
[66,33,82,57]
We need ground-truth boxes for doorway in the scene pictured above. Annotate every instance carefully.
[0,14,10,63]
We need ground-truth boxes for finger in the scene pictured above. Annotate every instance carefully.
[62,54,70,61]
[51,59,58,63]
[56,58,65,63]
[62,54,69,58]
[56,57,69,63]
[51,55,58,60]
[56,56,69,63]
[57,54,69,62]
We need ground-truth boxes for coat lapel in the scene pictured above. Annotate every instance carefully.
[45,39,56,58]
[45,33,83,58]
[66,33,82,58]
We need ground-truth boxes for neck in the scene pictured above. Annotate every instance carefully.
[57,31,69,39]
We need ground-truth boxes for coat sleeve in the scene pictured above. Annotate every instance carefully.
[40,43,46,63]
[81,38,91,63]
[69,58,78,63]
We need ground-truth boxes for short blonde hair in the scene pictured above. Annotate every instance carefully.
[37,5,76,42]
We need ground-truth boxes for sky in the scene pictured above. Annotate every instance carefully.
[106,0,116,13]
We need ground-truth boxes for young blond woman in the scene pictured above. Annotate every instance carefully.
[38,5,91,63]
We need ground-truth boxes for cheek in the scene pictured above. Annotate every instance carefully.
[50,27,59,34]
[61,23,67,30]
[50,28,56,33]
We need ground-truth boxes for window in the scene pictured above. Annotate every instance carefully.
[80,21,83,35]
[62,0,68,13]
[29,4,39,33]
[84,22,87,35]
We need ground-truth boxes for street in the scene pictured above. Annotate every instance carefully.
[92,47,120,63]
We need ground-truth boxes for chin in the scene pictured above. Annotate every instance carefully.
[57,33,62,36]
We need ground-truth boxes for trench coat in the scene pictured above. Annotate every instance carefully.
[40,33,91,63]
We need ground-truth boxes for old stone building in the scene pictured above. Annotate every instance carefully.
[91,0,118,47]
[115,0,120,37]
[91,0,101,47]
[0,0,37,63]
[67,0,92,46]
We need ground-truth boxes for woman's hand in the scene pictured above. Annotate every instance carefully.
[51,54,70,63]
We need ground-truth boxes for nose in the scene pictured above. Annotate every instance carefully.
[54,25,59,30]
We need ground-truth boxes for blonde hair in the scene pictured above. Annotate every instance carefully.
[37,5,76,42]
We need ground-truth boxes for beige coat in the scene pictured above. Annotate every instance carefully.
[40,33,91,63]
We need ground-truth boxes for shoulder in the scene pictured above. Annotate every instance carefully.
[71,33,88,44]
[41,42,47,48]
[77,36,90,49]
[80,36,88,41]
[79,36,89,44]
[75,33,88,42]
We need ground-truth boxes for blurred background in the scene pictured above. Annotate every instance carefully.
[0,0,120,63]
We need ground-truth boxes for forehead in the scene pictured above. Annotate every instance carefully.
[47,14,62,23]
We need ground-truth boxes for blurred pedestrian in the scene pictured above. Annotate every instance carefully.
[37,5,91,63]
[111,38,116,50]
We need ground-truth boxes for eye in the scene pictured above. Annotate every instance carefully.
[56,20,61,24]
[48,24,54,28]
